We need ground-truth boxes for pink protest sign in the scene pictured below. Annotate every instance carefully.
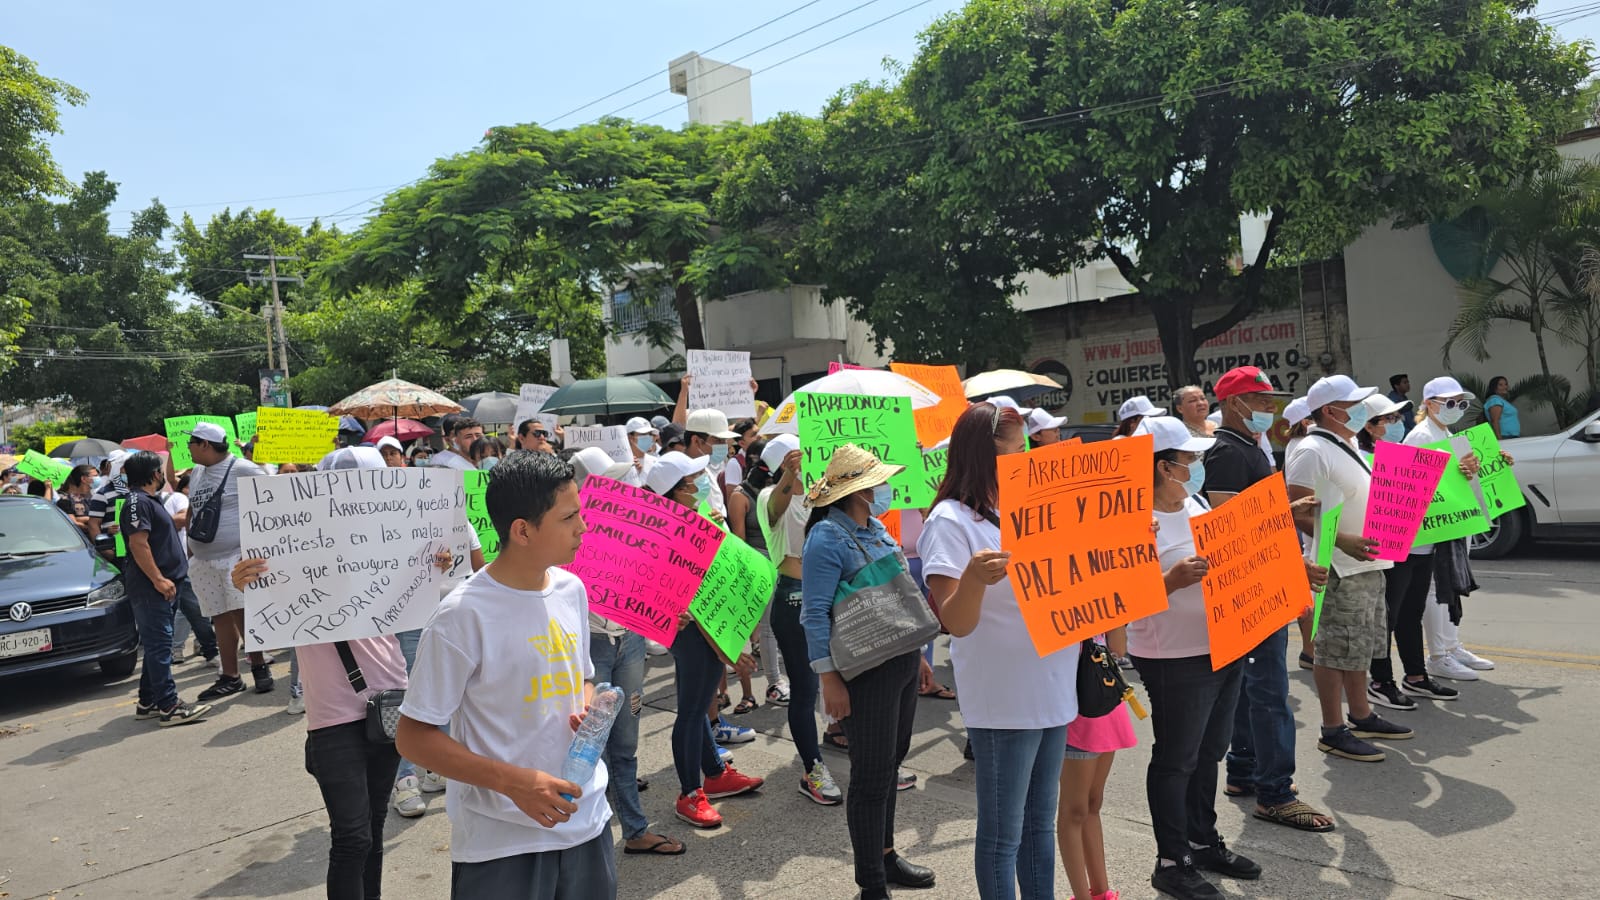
[1363,442,1451,561]
[565,476,726,645]
[826,361,874,375]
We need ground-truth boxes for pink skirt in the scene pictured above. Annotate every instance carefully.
[1067,702,1137,754]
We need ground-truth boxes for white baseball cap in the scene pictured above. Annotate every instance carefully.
[624,417,654,435]
[1304,375,1377,412]
[186,422,227,443]
[1422,376,1476,401]
[1284,397,1310,424]
[106,449,130,479]
[684,409,738,440]
[1117,396,1166,421]
[1025,407,1067,435]
[760,433,799,472]
[645,451,710,495]
[987,395,1026,417]
[1362,394,1408,420]
[570,447,617,486]
[1137,416,1215,454]
[374,436,403,454]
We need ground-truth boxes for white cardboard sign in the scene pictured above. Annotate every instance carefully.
[566,424,631,464]
[514,383,560,434]
[238,467,473,648]
[687,349,755,420]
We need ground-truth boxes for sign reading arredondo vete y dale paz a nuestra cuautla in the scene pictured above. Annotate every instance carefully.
[237,467,474,649]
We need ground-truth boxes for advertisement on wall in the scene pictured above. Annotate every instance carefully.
[1032,311,1317,448]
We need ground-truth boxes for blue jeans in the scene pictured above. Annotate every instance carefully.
[394,627,446,781]
[670,626,726,795]
[1225,625,1297,806]
[1133,655,1242,864]
[590,631,649,840]
[170,577,217,661]
[969,725,1068,900]
[130,586,180,711]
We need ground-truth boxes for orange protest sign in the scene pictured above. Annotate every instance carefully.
[1189,474,1312,670]
[890,363,968,447]
[878,509,903,546]
[997,434,1167,657]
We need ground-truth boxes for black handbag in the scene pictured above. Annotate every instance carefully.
[187,457,236,544]
[1076,639,1131,719]
[334,640,405,743]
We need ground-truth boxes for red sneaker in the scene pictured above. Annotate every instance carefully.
[674,789,722,829]
[702,765,765,799]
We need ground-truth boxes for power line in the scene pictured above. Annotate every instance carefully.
[106,183,406,217]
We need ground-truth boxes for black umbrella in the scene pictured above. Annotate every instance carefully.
[47,438,122,459]
[539,377,673,416]
[460,391,519,425]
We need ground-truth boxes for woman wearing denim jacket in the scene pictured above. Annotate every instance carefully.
[801,444,935,900]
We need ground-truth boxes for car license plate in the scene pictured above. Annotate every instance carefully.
[0,628,52,659]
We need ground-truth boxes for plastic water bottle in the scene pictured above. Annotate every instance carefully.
[559,683,625,801]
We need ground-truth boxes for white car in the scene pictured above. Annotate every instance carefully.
[1470,408,1600,558]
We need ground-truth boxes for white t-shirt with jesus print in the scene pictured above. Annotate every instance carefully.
[399,567,608,862]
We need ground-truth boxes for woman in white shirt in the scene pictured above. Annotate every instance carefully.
[1127,417,1263,898]
[921,402,1079,900]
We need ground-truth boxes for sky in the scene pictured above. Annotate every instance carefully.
[5,0,1599,237]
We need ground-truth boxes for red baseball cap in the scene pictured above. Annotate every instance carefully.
[1214,366,1289,400]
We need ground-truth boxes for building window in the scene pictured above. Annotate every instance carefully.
[609,287,680,335]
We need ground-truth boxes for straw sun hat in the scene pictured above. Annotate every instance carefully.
[806,443,905,507]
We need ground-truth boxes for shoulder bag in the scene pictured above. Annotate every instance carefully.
[1076,638,1131,718]
[334,640,405,743]
[826,521,941,682]
[187,457,237,544]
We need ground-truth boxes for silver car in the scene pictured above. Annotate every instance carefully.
[1470,408,1600,558]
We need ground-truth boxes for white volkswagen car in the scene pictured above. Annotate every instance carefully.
[1470,408,1600,558]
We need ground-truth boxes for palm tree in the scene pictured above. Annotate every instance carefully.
[1443,159,1600,429]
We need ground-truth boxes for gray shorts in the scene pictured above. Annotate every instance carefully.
[450,823,615,900]
[1314,570,1388,672]
[1064,742,1101,761]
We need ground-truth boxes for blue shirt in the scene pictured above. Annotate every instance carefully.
[119,486,188,595]
[800,506,900,673]
[1484,396,1519,437]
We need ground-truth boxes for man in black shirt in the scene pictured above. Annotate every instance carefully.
[1201,367,1334,832]
[119,451,212,727]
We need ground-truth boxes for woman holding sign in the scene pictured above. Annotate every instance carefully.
[1129,417,1263,900]
[920,402,1082,900]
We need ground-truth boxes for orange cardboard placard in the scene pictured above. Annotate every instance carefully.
[1189,474,1312,670]
[878,509,903,546]
[890,363,968,447]
[997,434,1167,657]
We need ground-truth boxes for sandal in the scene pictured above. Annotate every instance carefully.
[823,730,850,752]
[1298,651,1315,670]
[918,683,957,700]
[732,697,760,715]
[1254,800,1336,833]
[716,692,731,711]
[623,835,687,855]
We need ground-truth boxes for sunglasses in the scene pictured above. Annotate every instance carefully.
[1432,398,1471,410]
[530,430,550,439]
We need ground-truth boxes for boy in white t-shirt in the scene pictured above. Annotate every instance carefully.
[397,452,615,899]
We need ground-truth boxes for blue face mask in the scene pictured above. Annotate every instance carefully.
[868,483,895,516]
[1247,410,1276,434]
[1179,460,1206,497]
[478,456,499,471]
[634,435,654,453]
[692,473,712,505]
[1341,404,1371,434]
[1382,421,1404,444]
[413,457,430,467]
[709,444,730,466]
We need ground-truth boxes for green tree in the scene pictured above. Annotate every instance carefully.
[5,418,88,454]
[0,45,87,374]
[894,0,1588,389]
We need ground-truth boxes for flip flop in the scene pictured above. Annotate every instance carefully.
[1254,800,1336,833]
[623,836,687,855]
[823,730,850,752]
[918,684,957,700]
[732,697,760,715]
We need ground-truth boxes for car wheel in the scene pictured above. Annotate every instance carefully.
[99,649,137,679]
[1469,509,1526,560]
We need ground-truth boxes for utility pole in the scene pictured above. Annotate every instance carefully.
[245,249,302,407]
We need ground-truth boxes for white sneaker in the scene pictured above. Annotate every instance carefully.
[1426,655,1480,682]
[419,770,447,793]
[799,761,843,805]
[285,694,305,716]
[645,640,670,657]
[1452,646,1495,671]
[392,776,426,818]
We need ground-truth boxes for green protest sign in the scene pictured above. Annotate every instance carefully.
[463,470,499,563]
[690,532,777,662]
[112,498,128,558]
[1460,423,1526,519]
[163,415,241,470]
[906,446,948,509]
[19,450,72,489]
[235,411,258,444]
[1311,503,1342,639]
[1412,438,1491,545]
[795,391,924,511]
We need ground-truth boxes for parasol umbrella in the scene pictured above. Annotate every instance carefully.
[538,377,673,416]
[760,369,946,436]
[121,434,170,454]
[362,418,434,444]
[0,453,18,472]
[337,415,366,436]
[459,391,519,426]
[962,369,1062,403]
[47,437,123,459]
[329,378,463,420]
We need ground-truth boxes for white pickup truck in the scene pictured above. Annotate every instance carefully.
[1470,408,1600,558]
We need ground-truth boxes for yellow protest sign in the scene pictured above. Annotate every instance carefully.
[252,407,339,463]
[44,435,88,454]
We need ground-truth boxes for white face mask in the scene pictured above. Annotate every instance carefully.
[1435,403,1466,426]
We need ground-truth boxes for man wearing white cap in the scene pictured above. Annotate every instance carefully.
[374,436,407,467]
[619,417,658,488]
[185,422,273,701]
[1024,407,1066,446]
[1285,376,1413,763]
[682,409,737,520]
[1115,396,1166,437]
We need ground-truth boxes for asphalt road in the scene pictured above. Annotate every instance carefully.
[2,544,1595,900]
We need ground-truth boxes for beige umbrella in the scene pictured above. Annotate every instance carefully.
[962,369,1062,402]
[329,378,464,421]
